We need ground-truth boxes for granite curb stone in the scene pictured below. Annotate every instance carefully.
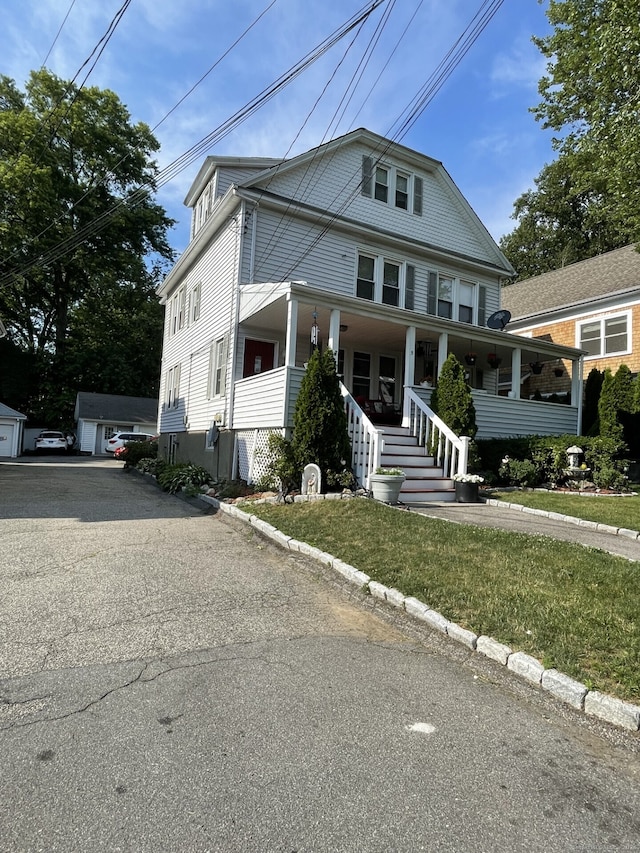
[199,492,640,732]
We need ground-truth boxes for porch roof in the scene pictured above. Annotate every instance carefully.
[239,280,585,365]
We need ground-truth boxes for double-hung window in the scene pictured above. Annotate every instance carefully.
[208,335,229,399]
[166,363,181,409]
[578,313,629,357]
[437,276,454,319]
[169,287,186,336]
[374,167,389,202]
[458,281,475,324]
[356,253,411,309]
[361,156,423,216]
[191,282,202,323]
[382,261,400,307]
[357,255,376,301]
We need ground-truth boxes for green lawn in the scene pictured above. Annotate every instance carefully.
[248,497,640,703]
[488,487,640,530]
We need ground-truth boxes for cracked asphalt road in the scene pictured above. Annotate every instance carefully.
[1,456,639,852]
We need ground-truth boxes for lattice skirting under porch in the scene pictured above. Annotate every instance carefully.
[236,428,285,484]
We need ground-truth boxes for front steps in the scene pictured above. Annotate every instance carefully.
[378,425,455,504]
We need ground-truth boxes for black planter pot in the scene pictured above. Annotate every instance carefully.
[454,481,480,503]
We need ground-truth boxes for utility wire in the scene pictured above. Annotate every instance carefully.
[40,0,77,68]
[0,0,387,287]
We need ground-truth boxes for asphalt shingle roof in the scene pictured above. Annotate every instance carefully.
[75,393,158,424]
[501,244,640,322]
[0,402,26,419]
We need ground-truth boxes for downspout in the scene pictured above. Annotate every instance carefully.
[226,195,244,429]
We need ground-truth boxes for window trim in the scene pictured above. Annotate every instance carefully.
[576,310,631,359]
[208,335,229,399]
[356,252,411,309]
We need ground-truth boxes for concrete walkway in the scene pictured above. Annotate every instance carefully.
[410,497,640,563]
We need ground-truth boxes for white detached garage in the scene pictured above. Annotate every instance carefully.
[0,403,26,458]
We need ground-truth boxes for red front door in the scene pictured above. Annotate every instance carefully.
[243,339,275,378]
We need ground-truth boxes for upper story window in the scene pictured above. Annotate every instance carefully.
[427,273,480,325]
[374,167,388,202]
[395,172,409,210]
[578,313,629,357]
[362,155,423,216]
[356,252,413,309]
[191,282,202,323]
[169,287,186,337]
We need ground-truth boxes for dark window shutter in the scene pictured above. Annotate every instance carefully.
[427,271,437,315]
[413,176,423,216]
[405,265,415,311]
[478,285,487,327]
[361,155,373,197]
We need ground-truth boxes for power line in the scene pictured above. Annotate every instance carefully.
[40,0,77,68]
[0,0,387,287]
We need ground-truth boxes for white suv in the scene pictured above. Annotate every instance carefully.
[105,432,155,454]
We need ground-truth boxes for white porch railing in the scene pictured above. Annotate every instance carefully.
[340,384,383,489]
[404,387,470,479]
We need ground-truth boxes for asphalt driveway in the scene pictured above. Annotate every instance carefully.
[1,456,639,852]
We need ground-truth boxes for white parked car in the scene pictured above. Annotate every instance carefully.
[34,430,68,453]
[105,432,155,454]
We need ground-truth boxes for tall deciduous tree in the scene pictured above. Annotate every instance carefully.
[0,69,174,423]
[500,0,640,278]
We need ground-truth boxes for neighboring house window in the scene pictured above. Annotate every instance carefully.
[356,252,412,309]
[208,335,229,398]
[166,363,181,408]
[578,313,629,357]
[191,282,202,323]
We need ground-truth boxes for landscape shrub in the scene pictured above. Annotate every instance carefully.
[156,462,211,495]
[120,438,158,468]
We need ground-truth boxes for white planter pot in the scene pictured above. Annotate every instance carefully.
[370,474,405,504]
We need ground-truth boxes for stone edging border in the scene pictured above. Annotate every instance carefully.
[484,496,640,541]
[198,491,640,734]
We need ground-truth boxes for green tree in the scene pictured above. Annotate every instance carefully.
[582,367,603,435]
[430,354,477,438]
[291,348,352,488]
[501,0,640,277]
[500,155,631,279]
[598,364,634,444]
[0,69,174,424]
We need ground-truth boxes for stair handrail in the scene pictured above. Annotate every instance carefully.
[404,387,470,480]
[340,383,383,489]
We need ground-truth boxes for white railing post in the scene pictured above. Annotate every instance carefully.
[404,386,469,481]
[458,436,470,476]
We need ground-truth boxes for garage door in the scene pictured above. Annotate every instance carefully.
[0,423,15,457]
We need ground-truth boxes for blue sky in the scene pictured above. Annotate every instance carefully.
[1,0,555,255]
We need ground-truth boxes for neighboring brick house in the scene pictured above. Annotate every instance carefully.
[501,244,640,400]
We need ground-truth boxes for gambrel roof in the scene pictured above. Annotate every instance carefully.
[502,244,640,323]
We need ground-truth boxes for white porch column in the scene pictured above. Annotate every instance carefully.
[327,309,341,360]
[404,325,417,387]
[285,297,298,367]
[510,347,522,399]
[572,356,584,434]
[437,332,448,378]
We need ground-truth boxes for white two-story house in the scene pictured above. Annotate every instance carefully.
[157,128,584,500]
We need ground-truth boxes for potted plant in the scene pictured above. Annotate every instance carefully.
[487,353,501,369]
[464,352,477,366]
[453,472,485,503]
[370,467,406,504]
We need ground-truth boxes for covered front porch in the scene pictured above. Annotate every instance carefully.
[235,280,585,438]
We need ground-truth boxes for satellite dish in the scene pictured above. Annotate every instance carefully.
[486,309,511,330]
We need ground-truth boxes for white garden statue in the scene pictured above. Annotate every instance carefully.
[301,463,322,495]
